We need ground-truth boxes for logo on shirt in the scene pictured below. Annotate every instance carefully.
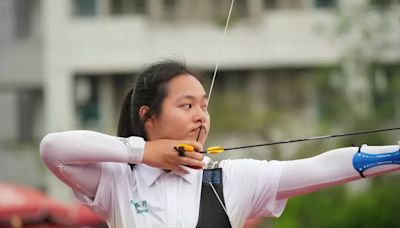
[130,200,149,214]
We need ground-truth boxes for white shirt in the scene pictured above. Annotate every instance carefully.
[75,158,287,228]
[40,131,400,228]
[41,131,400,228]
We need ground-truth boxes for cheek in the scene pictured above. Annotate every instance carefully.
[160,110,190,130]
[205,113,211,126]
[164,109,188,123]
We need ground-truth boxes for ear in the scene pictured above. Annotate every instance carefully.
[139,106,154,128]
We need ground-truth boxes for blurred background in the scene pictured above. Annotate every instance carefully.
[1,0,400,227]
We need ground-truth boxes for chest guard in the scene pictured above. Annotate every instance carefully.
[196,163,231,228]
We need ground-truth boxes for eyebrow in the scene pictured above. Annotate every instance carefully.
[176,94,208,102]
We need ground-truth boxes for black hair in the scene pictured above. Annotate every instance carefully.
[117,60,202,139]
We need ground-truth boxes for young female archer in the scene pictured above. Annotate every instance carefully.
[40,60,400,228]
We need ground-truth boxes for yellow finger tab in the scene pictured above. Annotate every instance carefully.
[176,144,195,152]
[207,146,224,154]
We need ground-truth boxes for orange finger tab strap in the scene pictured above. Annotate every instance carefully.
[175,144,195,152]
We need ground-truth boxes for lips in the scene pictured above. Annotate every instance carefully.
[190,125,207,136]
[186,126,208,143]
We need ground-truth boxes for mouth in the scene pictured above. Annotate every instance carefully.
[190,125,207,135]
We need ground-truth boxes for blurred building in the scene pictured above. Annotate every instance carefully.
[0,0,399,200]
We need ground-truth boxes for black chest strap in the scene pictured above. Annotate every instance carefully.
[196,168,232,228]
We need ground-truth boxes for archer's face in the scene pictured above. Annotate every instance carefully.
[145,74,210,145]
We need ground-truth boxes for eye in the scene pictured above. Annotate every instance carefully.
[182,104,192,109]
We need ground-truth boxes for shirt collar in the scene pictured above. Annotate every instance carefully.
[137,164,164,187]
[137,164,201,187]
[171,165,199,184]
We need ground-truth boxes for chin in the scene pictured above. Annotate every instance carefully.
[184,136,207,145]
[198,137,207,146]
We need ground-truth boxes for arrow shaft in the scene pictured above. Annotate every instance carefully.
[219,126,400,152]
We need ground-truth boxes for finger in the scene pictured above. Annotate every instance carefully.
[179,157,205,168]
[172,165,188,174]
[185,165,202,170]
[184,151,204,161]
[181,140,203,152]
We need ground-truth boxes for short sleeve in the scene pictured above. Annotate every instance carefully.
[220,159,287,219]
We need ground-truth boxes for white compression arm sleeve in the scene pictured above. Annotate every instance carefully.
[40,130,145,198]
[277,145,400,200]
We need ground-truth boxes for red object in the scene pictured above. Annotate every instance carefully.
[0,182,105,226]
[244,218,262,228]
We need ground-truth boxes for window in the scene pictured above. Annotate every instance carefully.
[263,0,277,10]
[14,0,37,38]
[163,0,177,19]
[314,0,336,8]
[234,0,248,18]
[164,0,177,11]
[111,0,147,15]
[17,89,42,142]
[75,76,100,129]
[73,0,97,16]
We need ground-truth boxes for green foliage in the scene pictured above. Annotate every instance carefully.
[368,0,393,9]
[276,186,346,228]
[258,176,400,228]
[331,181,400,227]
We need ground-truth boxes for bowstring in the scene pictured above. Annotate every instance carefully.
[198,0,235,221]
[196,0,235,142]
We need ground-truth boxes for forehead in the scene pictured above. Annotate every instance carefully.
[166,74,206,98]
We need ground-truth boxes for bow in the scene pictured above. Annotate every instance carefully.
[175,1,400,224]
[189,0,400,156]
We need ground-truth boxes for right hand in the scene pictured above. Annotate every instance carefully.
[142,139,205,174]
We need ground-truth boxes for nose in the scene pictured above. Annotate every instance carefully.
[193,106,207,123]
